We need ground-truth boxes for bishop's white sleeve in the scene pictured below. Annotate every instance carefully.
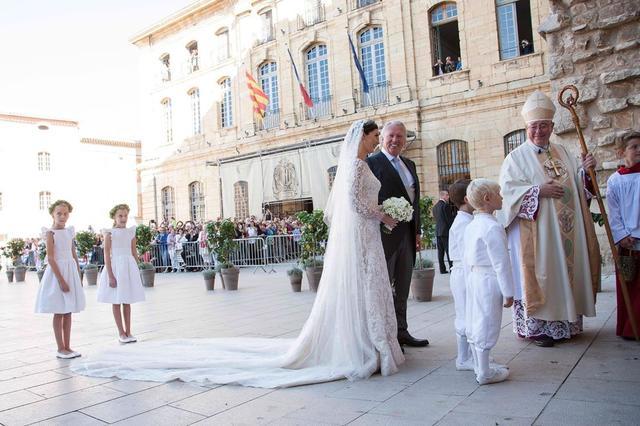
[485,226,514,298]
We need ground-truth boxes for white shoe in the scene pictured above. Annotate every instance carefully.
[70,351,82,358]
[125,335,137,343]
[477,367,509,385]
[118,335,129,343]
[456,357,475,371]
[56,351,76,359]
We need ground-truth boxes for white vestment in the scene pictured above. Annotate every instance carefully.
[449,211,473,336]
[464,213,514,351]
[497,141,598,323]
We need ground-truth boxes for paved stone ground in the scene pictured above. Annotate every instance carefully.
[0,266,638,425]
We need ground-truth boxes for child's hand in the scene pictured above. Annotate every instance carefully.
[109,276,117,288]
[504,296,514,308]
[60,281,70,293]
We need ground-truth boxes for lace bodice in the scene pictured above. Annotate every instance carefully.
[350,159,384,221]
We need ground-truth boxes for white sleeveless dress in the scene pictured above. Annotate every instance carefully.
[35,227,86,314]
[97,226,145,304]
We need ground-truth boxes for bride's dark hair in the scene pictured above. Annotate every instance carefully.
[362,120,378,135]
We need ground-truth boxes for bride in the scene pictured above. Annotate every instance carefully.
[72,119,405,388]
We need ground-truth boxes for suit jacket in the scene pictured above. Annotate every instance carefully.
[366,151,421,257]
[432,199,456,237]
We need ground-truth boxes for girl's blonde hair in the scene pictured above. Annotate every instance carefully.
[109,204,130,226]
[466,178,500,209]
[48,200,73,215]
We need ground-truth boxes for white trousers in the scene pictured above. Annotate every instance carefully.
[467,266,504,351]
[450,264,467,336]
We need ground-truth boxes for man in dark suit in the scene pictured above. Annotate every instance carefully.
[432,190,456,273]
[366,121,429,348]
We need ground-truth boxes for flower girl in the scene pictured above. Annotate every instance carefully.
[97,204,145,343]
[35,200,86,359]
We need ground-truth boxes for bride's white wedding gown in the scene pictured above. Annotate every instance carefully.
[72,122,404,388]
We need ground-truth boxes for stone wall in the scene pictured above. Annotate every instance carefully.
[540,0,639,181]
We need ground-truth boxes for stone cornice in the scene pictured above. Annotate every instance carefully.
[0,113,78,127]
[129,0,222,45]
[81,137,141,149]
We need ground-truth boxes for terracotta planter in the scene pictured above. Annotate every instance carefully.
[290,276,302,292]
[305,266,323,293]
[14,268,27,282]
[6,271,14,283]
[140,268,155,287]
[411,268,435,301]
[85,268,98,286]
[204,276,215,291]
[221,267,239,291]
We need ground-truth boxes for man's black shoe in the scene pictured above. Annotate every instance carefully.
[398,333,429,347]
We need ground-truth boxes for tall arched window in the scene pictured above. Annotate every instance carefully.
[188,88,201,135]
[437,140,470,191]
[259,62,279,129]
[504,129,526,156]
[160,53,171,82]
[186,41,199,73]
[496,0,534,60]
[216,28,230,62]
[233,181,249,219]
[161,98,173,144]
[359,26,387,106]
[327,166,338,189]
[161,186,175,220]
[39,191,51,211]
[189,181,205,222]
[37,152,51,171]
[305,44,331,119]
[430,2,460,76]
[219,78,233,128]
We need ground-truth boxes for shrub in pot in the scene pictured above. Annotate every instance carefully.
[296,210,328,293]
[139,262,155,287]
[203,269,216,291]
[287,267,303,292]
[411,255,436,302]
[206,219,239,291]
[75,230,97,285]
[2,238,25,283]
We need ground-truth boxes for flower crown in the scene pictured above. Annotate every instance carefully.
[48,200,73,215]
[109,204,130,219]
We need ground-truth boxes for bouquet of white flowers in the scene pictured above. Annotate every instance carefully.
[381,197,414,234]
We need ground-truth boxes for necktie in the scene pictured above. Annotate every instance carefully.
[392,157,411,188]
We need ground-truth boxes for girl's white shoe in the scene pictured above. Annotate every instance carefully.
[56,351,76,359]
[125,335,137,343]
[118,335,129,344]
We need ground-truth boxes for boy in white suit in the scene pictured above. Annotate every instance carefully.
[464,179,515,385]
[448,179,474,371]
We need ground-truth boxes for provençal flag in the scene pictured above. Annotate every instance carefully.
[245,71,269,120]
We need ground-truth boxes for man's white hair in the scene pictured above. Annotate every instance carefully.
[382,120,406,137]
[466,178,500,209]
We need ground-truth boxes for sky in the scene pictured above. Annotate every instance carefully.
[0,0,195,140]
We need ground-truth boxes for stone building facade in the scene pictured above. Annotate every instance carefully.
[0,114,141,243]
[540,0,639,181]
[131,0,551,222]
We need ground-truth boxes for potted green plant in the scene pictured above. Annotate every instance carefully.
[203,268,216,291]
[411,196,437,301]
[287,267,304,292]
[4,239,26,282]
[136,224,156,287]
[206,219,239,290]
[75,230,97,285]
[296,210,328,292]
